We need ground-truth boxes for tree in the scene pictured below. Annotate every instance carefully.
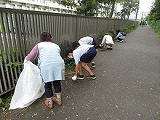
[54,0,139,19]
[76,0,99,16]
[109,0,116,18]
[120,0,139,20]
[55,0,77,10]
[149,0,160,20]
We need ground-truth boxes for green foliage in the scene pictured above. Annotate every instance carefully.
[0,93,12,110]
[148,20,160,36]
[0,23,2,32]
[59,0,77,9]
[109,29,117,40]
[0,98,3,106]
[123,27,131,33]
[64,58,75,72]
[76,0,99,16]
[149,0,160,20]
[56,0,137,18]
[0,48,23,110]
[6,62,22,69]
[114,12,122,19]
[120,0,139,20]
[0,50,2,61]
[147,1,160,36]
[122,24,137,34]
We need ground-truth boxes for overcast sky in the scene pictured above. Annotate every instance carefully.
[137,0,155,19]
[139,0,155,13]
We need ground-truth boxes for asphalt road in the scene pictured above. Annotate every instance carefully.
[1,26,160,120]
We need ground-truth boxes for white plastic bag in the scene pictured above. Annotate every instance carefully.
[9,58,45,110]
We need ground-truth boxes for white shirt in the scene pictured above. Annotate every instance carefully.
[73,44,94,64]
[101,35,114,44]
[78,36,93,45]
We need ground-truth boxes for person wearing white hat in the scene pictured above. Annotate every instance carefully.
[100,33,114,50]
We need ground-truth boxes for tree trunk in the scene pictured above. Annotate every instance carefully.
[127,0,133,20]
[134,8,139,28]
[109,0,116,18]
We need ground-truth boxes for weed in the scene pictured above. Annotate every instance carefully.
[0,92,13,111]
[64,58,75,73]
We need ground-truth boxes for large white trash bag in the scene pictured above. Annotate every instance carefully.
[9,58,45,110]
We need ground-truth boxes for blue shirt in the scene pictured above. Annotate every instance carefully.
[116,32,125,39]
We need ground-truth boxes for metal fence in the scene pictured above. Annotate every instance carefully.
[0,7,135,96]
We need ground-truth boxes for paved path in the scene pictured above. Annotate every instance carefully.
[1,26,160,120]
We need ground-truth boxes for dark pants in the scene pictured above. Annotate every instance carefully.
[80,47,97,63]
[44,80,61,98]
[117,38,123,41]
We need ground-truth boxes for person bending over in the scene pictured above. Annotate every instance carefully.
[27,32,65,109]
[100,33,114,50]
[116,30,126,42]
[65,41,97,80]
[78,36,96,68]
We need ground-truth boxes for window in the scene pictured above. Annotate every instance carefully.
[17,5,22,9]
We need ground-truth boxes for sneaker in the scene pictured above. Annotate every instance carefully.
[72,75,77,81]
[91,62,96,68]
[86,75,96,79]
[120,40,124,43]
[107,47,113,50]
[77,75,84,80]
[99,44,103,47]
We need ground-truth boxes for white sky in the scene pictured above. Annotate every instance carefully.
[117,0,155,19]
[137,0,155,19]
[139,0,155,13]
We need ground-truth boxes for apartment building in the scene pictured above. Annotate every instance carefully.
[0,0,75,14]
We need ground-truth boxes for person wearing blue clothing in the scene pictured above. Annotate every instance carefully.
[27,32,65,109]
[116,30,126,42]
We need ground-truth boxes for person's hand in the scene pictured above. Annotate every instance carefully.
[25,56,30,61]
[24,56,29,63]
[72,75,77,81]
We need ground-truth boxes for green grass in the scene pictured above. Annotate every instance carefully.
[0,92,13,110]
[149,20,160,37]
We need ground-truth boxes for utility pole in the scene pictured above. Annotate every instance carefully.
[141,12,149,20]
[141,12,144,19]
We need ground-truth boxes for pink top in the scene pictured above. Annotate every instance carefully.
[27,45,39,62]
